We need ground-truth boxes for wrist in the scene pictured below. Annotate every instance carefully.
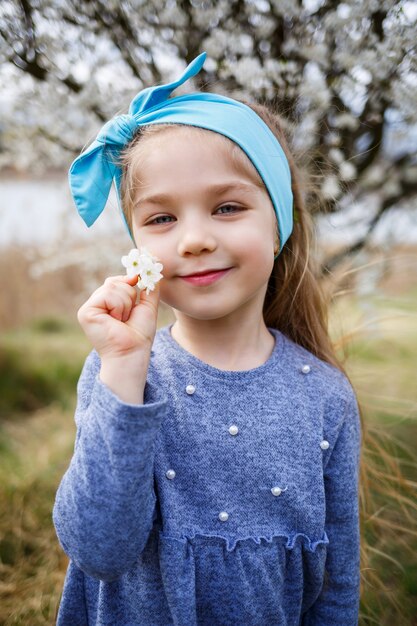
[100,348,151,368]
[99,353,150,405]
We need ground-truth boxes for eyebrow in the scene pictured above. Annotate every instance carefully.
[135,181,259,208]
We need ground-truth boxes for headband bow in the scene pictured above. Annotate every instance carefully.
[69,52,293,255]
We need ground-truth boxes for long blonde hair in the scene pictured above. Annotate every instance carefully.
[117,105,415,622]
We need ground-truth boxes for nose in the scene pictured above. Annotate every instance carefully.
[176,215,218,256]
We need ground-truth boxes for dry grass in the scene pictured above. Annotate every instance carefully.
[0,243,416,624]
[329,274,417,623]
[0,404,76,624]
[0,244,176,332]
[0,246,84,332]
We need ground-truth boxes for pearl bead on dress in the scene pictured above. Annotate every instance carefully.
[229,425,239,435]
[219,511,229,522]
[186,384,195,394]
[166,469,176,479]
[301,364,311,374]
[320,440,330,450]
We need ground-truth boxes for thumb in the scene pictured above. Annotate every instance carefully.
[125,279,161,341]
[135,278,161,318]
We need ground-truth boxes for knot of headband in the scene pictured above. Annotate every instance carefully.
[69,51,293,255]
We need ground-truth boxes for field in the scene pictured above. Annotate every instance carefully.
[0,246,416,625]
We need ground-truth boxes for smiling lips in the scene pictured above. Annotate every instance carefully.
[179,267,233,286]
[180,265,234,277]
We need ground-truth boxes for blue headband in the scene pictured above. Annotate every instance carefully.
[68,52,293,256]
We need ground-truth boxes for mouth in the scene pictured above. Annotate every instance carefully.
[181,267,233,278]
[179,267,234,286]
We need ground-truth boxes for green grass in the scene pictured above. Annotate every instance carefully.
[0,318,87,625]
[0,302,416,625]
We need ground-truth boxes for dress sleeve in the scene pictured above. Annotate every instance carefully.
[302,387,362,625]
[52,350,168,582]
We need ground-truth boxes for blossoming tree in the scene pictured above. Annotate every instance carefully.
[0,0,415,273]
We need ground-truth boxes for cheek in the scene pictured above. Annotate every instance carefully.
[159,281,175,308]
[234,225,273,263]
[132,226,165,258]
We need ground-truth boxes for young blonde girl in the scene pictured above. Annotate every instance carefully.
[53,52,362,625]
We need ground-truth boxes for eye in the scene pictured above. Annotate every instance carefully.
[145,204,244,226]
[147,215,174,225]
[216,204,244,215]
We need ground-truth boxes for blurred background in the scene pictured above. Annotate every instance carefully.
[0,1,416,624]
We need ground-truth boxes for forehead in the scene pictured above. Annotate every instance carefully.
[135,124,265,188]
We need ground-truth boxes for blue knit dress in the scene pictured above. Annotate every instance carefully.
[53,324,361,625]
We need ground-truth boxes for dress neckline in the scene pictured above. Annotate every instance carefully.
[157,323,286,382]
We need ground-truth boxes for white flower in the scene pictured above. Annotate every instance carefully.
[361,164,386,188]
[333,113,359,131]
[121,248,142,277]
[321,175,342,200]
[328,148,345,165]
[121,247,163,295]
[340,161,357,181]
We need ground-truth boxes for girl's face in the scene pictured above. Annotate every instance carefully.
[130,127,278,323]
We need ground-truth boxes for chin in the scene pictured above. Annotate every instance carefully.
[168,304,235,322]
[161,282,268,321]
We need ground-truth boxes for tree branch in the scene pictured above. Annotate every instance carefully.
[321,176,417,274]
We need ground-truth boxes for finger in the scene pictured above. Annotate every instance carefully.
[104,293,127,321]
[124,273,139,287]
[121,294,136,322]
[136,278,161,313]
[102,277,138,301]
[105,274,139,288]
[126,281,161,336]
[87,287,131,321]
[108,286,139,322]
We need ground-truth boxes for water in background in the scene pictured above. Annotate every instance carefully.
[0,175,416,250]
[0,176,129,250]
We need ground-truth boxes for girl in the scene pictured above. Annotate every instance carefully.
[53,52,362,625]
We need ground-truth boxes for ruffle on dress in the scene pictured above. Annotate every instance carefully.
[158,528,329,553]
[156,527,329,625]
